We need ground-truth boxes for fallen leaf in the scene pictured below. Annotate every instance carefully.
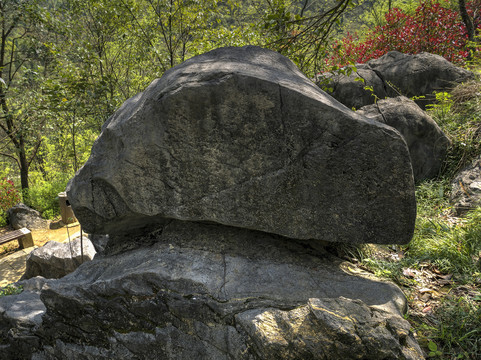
[403,268,416,278]
[347,266,363,274]
[421,293,431,302]
[422,306,432,313]
[419,288,435,293]
[437,274,453,280]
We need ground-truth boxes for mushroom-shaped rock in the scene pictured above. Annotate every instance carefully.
[67,46,416,244]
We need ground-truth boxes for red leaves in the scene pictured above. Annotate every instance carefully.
[0,178,20,213]
[326,0,479,68]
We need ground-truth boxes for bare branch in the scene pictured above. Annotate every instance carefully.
[0,151,19,167]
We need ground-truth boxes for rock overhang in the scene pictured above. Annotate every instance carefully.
[67,46,416,245]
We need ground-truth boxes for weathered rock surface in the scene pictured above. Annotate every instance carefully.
[67,45,416,245]
[318,51,473,110]
[236,297,422,360]
[0,221,423,359]
[318,63,388,110]
[22,237,96,280]
[450,154,481,215]
[0,277,51,360]
[369,51,473,109]
[7,203,49,230]
[358,96,450,182]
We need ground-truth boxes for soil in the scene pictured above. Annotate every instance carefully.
[0,221,81,255]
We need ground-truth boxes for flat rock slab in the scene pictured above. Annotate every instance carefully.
[0,277,51,359]
[0,221,421,359]
[68,45,415,245]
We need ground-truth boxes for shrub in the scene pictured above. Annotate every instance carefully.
[0,179,21,227]
[24,175,70,220]
[326,1,480,68]
[0,284,23,298]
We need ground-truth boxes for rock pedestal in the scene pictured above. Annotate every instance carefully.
[1,221,423,359]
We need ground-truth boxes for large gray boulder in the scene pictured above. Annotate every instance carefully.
[0,221,423,359]
[450,154,481,215]
[67,45,416,245]
[22,237,96,280]
[318,51,473,110]
[358,96,450,182]
[7,203,48,230]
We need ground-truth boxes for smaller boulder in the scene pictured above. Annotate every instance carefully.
[7,203,49,230]
[317,51,474,110]
[368,51,474,109]
[450,155,481,216]
[23,237,96,279]
[358,96,450,182]
[317,63,388,110]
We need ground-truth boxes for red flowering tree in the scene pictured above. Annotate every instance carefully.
[326,1,480,68]
[0,178,20,225]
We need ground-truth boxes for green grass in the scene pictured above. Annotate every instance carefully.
[349,77,481,359]
[0,284,23,298]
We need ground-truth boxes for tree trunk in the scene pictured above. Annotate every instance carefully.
[18,135,29,190]
[459,0,475,59]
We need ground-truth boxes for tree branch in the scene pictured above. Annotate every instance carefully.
[0,151,19,167]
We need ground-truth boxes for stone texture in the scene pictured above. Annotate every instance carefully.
[236,297,422,360]
[0,221,423,359]
[22,237,96,280]
[7,203,48,230]
[0,277,51,359]
[67,45,416,245]
[368,51,474,109]
[318,63,388,110]
[358,96,450,182]
[318,51,473,110]
[450,154,481,216]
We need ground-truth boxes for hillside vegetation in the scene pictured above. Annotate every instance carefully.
[0,1,480,358]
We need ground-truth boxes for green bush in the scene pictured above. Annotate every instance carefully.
[24,175,71,220]
[0,284,23,298]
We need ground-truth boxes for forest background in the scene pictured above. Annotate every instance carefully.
[0,0,479,216]
[1,1,481,358]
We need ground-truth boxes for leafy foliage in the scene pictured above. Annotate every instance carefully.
[326,1,481,68]
[24,174,70,219]
[0,178,21,226]
[0,284,23,298]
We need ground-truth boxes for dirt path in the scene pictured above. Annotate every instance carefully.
[0,222,82,287]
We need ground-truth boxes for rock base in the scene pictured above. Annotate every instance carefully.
[1,221,423,359]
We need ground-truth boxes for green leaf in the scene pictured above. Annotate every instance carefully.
[428,341,438,352]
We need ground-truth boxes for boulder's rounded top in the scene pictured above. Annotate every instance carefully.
[68,46,416,245]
